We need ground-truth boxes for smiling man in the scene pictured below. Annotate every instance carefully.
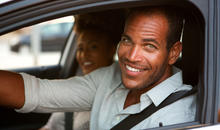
[0,6,196,130]
[118,7,184,109]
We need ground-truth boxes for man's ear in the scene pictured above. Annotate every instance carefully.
[168,41,182,65]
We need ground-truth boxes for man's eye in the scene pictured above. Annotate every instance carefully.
[147,44,156,48]
[144,44,157,50]
[121,37,128,42]
[120,37,131,45]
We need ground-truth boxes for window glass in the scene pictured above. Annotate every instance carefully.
[0,16,74,69]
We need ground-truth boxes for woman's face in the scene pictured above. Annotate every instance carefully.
[76,30,115,74]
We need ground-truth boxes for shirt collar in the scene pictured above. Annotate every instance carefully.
[142,67,183,107]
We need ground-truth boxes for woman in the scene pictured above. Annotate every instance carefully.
[76,29,117,75]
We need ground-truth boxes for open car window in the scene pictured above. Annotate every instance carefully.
[0,16,74,70]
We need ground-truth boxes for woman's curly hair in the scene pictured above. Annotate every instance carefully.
[74,9,126,45]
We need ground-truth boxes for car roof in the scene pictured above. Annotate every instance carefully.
[0,0,205,35]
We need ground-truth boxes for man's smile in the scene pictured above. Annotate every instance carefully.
[126,64,142,72]
[123,62,150,77]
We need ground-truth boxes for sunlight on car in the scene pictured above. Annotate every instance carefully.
[0,0,12,5]
[0,16,74,69]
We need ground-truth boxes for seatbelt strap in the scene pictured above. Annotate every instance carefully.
[65,112,73,130]
[111,88,197,130]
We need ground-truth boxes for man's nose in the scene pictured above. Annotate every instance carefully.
[128,46,142,62]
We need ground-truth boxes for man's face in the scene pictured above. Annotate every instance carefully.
[118,11,174,90]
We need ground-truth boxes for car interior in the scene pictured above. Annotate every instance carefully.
[0,0,218,129]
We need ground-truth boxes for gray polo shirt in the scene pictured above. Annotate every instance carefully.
[16,62,196,130]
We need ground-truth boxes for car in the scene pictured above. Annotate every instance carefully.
[0,0,219,130]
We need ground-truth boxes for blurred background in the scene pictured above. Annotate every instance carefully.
[0,16,74,69]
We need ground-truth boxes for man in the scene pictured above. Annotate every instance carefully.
[0,6,196,130]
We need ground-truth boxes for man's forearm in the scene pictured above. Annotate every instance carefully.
[0,70,25,109]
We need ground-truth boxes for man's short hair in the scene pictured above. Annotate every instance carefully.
[127,6,184,50]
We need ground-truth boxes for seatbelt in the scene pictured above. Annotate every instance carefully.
[65,112,73,130]
[111,88,197,130]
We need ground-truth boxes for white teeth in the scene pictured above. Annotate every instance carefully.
[84,62,92,66]
[126,65,141,72]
